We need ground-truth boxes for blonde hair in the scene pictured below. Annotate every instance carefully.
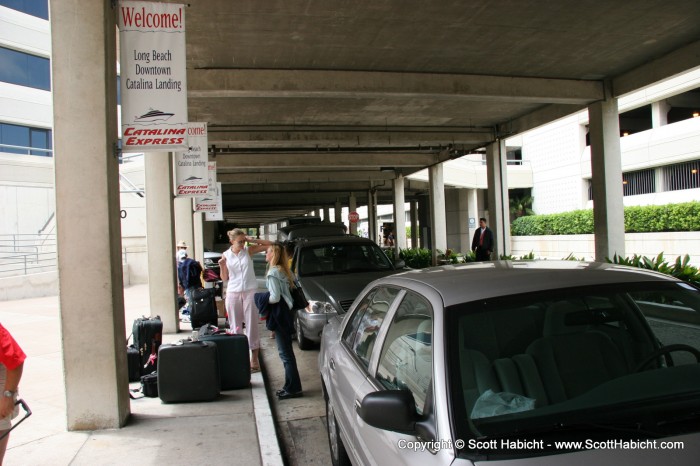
[227,228,247,241]
[268,242,295,286]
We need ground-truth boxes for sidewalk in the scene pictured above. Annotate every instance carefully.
[0,285,283,466]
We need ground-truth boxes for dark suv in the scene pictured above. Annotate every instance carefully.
[290,235,404,349]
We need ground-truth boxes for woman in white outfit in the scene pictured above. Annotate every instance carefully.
[218,228,271,372]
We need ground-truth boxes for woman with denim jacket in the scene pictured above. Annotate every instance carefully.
[265,243,303,399]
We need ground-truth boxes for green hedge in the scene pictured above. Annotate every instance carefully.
[512,201,700,236]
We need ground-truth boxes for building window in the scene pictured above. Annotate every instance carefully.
[0,0,49,20]
[622,169,655,196]
[0,123,52,156]
[0,46,51,91]
[664,160,700,191]
[619,105,652,137]
[587,168,656,200]
[666,88,700,124]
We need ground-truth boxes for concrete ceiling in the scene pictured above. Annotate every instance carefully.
[172,0,700,226]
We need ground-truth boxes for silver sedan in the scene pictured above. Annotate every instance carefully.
[319,261,700,466]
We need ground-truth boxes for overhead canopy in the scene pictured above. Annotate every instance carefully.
[175,0,700,225]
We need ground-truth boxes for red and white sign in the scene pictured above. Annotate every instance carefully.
[174,122,208,197]
[348,211,360,223]
[118,1,188,152]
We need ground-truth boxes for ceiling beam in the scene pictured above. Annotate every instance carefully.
[613,40,700,98]
[217,170,397,183]
[206,128,493,148]
[496,103,589,137]
[189,69,604,105]
[214,152,440,169]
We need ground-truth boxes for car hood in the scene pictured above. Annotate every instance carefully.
[299,269,399,312]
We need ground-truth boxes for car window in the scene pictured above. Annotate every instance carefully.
[376,292,433,414]
[342,287,400,369]
[628,285,700,365]
[444,281,700,445]
[297,242,392,276]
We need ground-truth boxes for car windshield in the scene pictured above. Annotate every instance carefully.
[446,281,700,457]
[297,243,393,276]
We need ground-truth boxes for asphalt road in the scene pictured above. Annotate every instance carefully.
[258,321,331,466]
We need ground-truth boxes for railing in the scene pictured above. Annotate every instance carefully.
[0,234,57,277]
[0,144,53,157]
[0,233,58,277]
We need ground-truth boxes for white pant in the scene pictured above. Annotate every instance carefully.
[225,290,260,350]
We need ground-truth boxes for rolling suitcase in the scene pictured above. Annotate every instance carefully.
[190,288,218,329]
[157,340,220,403]
[127,344,141,382]
[132,316,163,376]
[199,333,251,390]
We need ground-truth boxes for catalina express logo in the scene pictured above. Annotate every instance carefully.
[135,108,175,122]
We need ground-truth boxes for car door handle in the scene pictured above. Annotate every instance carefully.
[329,358,336,371]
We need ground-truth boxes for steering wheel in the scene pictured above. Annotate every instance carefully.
[634,344,700,372]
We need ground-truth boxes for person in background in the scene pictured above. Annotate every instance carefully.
[0,323,25,464]
[264,243,302,399]
[176,240,188,261]
[218,229,272,372]
[471,217,495,261]
[177,250,203,315]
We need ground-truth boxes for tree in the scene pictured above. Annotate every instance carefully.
[510,195,534,219]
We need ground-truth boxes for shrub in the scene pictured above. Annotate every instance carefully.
[512,201,700,236]
[399,248,432,269]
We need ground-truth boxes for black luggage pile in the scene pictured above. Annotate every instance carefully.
[127,316,163,382]
[128,316,251,402]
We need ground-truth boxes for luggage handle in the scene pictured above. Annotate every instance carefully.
[0,399,32,441]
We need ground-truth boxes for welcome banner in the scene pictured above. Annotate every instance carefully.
[118,1,188,152]
[205,182,224,221]
[207,161,217,195]
[174,123,208,197]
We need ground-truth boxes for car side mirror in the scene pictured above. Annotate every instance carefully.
[358,390,417,434]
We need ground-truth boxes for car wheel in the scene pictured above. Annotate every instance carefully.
[295,314,313,350]
[326,397,351,466]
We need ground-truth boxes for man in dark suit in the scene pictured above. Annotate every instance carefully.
[471,217,494,261]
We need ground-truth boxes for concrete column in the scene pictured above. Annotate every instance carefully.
[193,211,204,263]
[589,82,625,261]
[654,167,665,194]
[429,164,447,265]
[145,152,178,333]
[51,0,129,430]
[418,195,430,249]
[456,189,471,254]
[393,175,407,252]
[486,140,511,258]
[651,100,670,128]
[368,188,377,243]
[174,196,194,256]
[322,206,331,222]
[348,193,358,235]
[467,188,479,252]
[334,200,342,223]
[410,200,418,249]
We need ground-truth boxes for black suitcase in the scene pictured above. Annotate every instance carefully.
[190,288,218,329]
[199,333,251,390]
[127,344,141,382]
[132,316,163,376]
[133,316,163,375]
[141,371,158,398]
[157,340,220,403]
